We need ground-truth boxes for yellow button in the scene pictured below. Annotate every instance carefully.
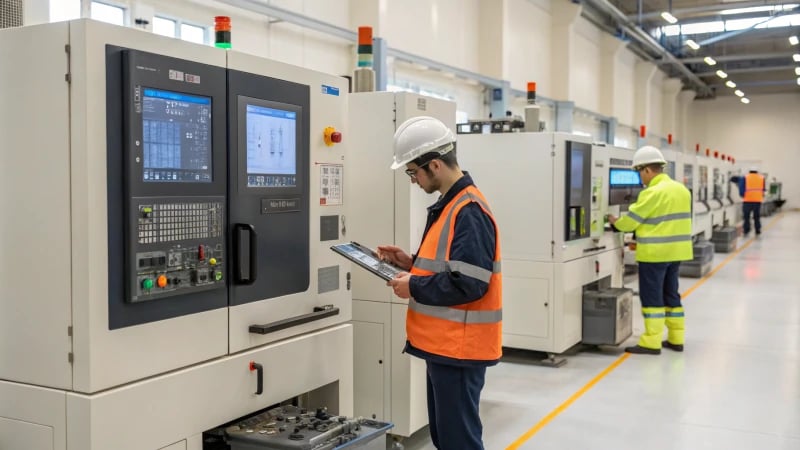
[209,258,217,266]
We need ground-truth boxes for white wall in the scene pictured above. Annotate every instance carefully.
[503,0,552,93]
[570,17,601,112]
[688,93,800,209]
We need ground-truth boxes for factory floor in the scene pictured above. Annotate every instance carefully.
[393,210,800,450]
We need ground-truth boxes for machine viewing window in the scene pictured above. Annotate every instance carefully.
[609,168,641,187]
[245,104,298,188]
[142,88,212,183]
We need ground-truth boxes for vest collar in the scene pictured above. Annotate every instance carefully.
[428,172,475,213]
[647,173,671,188]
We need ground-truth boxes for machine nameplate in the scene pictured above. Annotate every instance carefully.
[261,198,300,213]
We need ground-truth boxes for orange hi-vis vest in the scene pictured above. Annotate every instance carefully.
[407,185,502,361]
[743,173,765,203]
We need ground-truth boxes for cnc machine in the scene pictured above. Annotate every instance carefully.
[457,133,630,358]
[0,20,356,450]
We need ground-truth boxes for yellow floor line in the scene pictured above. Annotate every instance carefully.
[504,212,785,449]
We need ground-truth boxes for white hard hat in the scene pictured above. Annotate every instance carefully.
[391,116,455,170]
[749,166,758,172]
[632,145,667,169]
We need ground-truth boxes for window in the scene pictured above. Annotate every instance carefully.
[180,23,206,44]
[91,1,125,26]
[153,16,176,38]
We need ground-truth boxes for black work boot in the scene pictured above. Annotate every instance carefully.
[662,341,684,352]
[625,345,661,355]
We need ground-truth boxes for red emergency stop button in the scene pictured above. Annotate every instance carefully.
[323,126,342,146]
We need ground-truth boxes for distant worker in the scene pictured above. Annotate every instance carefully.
[608,146,693,355]
[732,167,766,237]
[376,116,502,450]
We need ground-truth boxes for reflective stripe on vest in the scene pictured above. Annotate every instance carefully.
[743,173,764,203]
[407,185,502,361]
[614,174,693,263]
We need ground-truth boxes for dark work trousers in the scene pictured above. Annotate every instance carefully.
[426,361,486,450]
[638,261,682,309]
[743,202,762,235]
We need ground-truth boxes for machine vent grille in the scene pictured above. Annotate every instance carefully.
[1,0,23,28]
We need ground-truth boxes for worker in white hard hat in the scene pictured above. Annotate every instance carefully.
[377,116,501,450]
[608,145,693,355]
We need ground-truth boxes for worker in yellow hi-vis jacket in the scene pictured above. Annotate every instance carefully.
[608,146,693,355]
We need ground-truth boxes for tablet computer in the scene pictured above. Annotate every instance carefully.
[330,241,405,281]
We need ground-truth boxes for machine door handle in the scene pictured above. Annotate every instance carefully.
[234,223,257,285]
[583,245,607,253]
[249,305,340,335]
[249,361,263,395]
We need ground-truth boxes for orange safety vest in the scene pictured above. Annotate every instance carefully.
[743,173,765,203]
[407,185,502,361]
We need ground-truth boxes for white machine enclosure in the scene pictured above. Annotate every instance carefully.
[457,133,624,353]
[684,152,713,239]
[0,20,353,450]
[347,92,455,437]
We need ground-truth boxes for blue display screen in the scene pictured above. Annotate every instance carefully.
[142,88,212,183]
[609,168,641,187]
[245,104,298,188]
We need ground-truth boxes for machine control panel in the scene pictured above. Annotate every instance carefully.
[130,197,225,302]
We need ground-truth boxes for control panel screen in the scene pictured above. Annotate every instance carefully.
[245,104,298,188]
[609,168,642,187]
[142,88,212,183]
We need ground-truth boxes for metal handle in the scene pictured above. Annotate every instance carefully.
[249,361,263,395]
[234,224,257,285]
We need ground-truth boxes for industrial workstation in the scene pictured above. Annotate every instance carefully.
[0,1,798,449]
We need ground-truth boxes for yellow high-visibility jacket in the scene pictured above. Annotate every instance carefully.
[614,173,693,263]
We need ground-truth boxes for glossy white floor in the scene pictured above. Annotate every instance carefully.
[394,211,800,450]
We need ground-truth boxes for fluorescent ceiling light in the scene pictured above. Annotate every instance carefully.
[720,4,798,15]
[725,80,736,88]
[716,70,728,79]
[741,98,750,104]
[795,67,800,76]
[794,54,800,62]
[797,77,800,85]
[790,36,799,46]
[734,90,744,97]
[704,56,717,66]
[685,39,700,50]
[661,12,678,24]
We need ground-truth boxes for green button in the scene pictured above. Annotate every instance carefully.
[214,271,223,281]
[142,207,153,213]
[142,278,154,290]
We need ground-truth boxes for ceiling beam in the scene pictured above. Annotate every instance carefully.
[697,11,791,46]
[695,65,798,77]
[708,79,800,88]
[674,52,796,64]
[625,1,798,21]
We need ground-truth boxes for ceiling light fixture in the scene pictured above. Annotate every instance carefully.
[741,98,750,104]
[725,80,736,88]
[734,90,744,97]
[797,77,800,85]
[794,54,800,62]
[796,67,800,76]
[661,12,678,24]
[685,39,700,50]
[716,70,728,79]
[704,56,717,66]
[790,36,799,46]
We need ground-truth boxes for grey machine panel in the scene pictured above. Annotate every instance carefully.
[106,47,228,329]
[227,69,310,306]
